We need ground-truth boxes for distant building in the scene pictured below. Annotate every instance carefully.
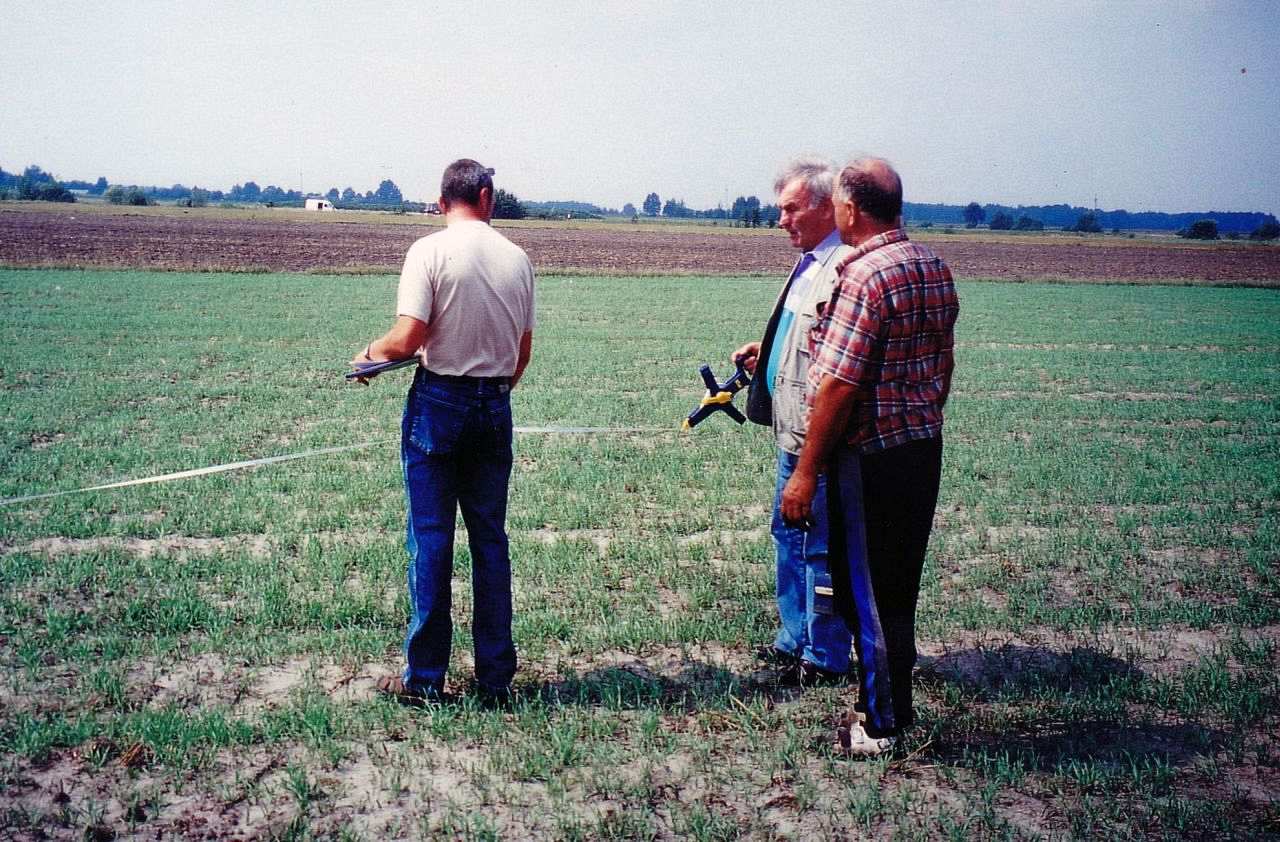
[423,202,441,215]
[305,198,335,212]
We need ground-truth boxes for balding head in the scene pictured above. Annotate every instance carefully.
[835,157,902,226]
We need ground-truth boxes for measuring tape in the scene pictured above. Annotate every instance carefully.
[0,426,670,507]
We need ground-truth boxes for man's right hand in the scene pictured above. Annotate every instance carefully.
[733,342,760,375]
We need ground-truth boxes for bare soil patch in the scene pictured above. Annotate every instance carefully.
[4,206,1279,283]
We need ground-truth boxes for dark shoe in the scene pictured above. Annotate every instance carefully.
[778,660,847,688]
[755,645,800,666]
[474,684,514,710]
[376,675,446,708]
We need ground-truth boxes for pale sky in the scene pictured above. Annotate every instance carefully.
[4,1,1276,214]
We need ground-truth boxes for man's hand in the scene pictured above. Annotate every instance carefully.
[780,467,819,529]
[348,317,427,386]
[348,344,385,386]
[733,341,761,375]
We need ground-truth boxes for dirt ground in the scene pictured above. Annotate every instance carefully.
[3,205,1279,282]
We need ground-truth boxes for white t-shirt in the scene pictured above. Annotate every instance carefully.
[395,220,536,377]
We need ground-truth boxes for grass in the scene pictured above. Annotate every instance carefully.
[0,268,1278,839]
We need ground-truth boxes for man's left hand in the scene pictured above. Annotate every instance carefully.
[349,345,382,385]
[780,469,818,529]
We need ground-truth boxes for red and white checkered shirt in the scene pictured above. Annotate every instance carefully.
[807,228,958,453]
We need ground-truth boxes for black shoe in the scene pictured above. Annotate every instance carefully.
[474,684,515,710]
[755,645,801,666]
[778,661,847,688]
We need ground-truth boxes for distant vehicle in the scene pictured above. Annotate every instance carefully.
[423,202,441,215]
[305,198,335,212]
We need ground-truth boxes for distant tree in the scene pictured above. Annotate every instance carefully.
[492,188,526,219]
[22,165,52,183]
[364,190,374,200]
[341,187,356,202]
[1069,212,1103,233]
[326,188,340,202]
[621,202,636,217]
[1014,215,1044,231]
[663,198,691,218]
[91,177,108,195]
[963,202,985,228]
[1249,218,1280,240]
[375,179,403,204]
[642,192,660,216]
[16,166,75,202]
[190,188,209,207]
[761,204,781,227]
[125,188,149,206]
[989,211,1014,230]
[240,181,261,202]
[1180,219,1218,240]
[105,185,126,204]
[730,195,762,227]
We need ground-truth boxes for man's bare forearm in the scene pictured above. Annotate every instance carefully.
[795,375,859,480]
[778,374,859,526]
[511,331,533,388]
[367,315,428,361]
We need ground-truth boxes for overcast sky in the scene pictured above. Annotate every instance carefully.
[4,1,1276,214]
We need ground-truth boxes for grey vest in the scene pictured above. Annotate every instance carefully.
[745,243,851,454]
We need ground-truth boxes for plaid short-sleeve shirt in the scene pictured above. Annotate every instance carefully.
[807,228,958,453]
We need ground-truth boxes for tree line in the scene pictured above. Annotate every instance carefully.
[3,162,1277,238]
[953,200,1277,238]
[633,193,781,227]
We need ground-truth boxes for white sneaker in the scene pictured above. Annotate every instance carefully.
[836,716,897,758]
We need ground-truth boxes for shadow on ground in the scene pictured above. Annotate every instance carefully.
[916,643,1221,767]
[525,662,819,712]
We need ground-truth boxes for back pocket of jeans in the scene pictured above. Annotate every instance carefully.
[406,396,467,455]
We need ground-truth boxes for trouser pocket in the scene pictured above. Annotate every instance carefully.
[404,388,468,455]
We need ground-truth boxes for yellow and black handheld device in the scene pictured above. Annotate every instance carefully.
[682,363,751,430]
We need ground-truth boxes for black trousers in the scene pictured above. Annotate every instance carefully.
[829,435,943,735]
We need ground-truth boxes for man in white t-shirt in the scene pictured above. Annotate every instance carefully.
[351,159,534,706]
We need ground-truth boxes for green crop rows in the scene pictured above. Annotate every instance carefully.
[1,269,1277,839]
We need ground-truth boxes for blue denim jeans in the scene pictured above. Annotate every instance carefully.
[771,449,853,673]
[400,369,517,694]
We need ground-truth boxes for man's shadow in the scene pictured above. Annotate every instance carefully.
[525,660,810,712]
[916,643,1220,767]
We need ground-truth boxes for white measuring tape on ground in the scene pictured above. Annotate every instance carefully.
[0,426,670,507]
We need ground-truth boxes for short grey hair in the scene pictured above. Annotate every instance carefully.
[773,157,837,207]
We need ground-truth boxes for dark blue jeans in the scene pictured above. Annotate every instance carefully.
[400,368,517,694]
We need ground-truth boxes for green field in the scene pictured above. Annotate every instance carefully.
[1,269,1278,840]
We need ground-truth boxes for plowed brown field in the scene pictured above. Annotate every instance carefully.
[2,204,1278,283]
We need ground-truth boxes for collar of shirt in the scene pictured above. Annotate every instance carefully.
[836,227,909,274]
[805,228,845,268]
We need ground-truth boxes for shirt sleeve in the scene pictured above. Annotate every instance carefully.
[524,257,537,332]
[812,270,883,393]
[395,238,435,323]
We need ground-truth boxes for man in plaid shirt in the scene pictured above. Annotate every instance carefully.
[781,157,958,757]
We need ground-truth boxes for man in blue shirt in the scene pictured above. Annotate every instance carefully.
[735,158,854,686]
